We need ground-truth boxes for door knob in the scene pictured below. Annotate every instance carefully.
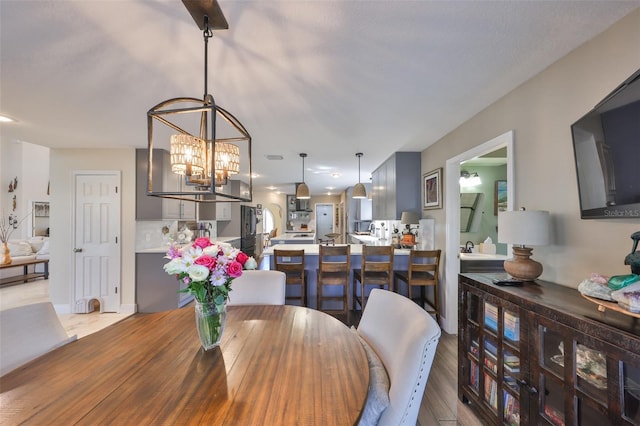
[73,248,83,253]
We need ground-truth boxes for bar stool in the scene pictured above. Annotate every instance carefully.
[352,245,394,311]
[393,249,441,324]
[273,249,307,306]
[316,245,351,315]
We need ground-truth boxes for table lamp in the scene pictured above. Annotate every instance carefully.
[498,208,551,281]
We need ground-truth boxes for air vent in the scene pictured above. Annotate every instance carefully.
[266,155,284,160]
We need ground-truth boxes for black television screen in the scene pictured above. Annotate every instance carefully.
[571,68,640,219]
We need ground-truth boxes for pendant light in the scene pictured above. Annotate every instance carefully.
[296,153,310,199]
[352,152,367,199]
[146,1,252,203]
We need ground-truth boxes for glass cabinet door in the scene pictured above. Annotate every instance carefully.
[534,317,568,425]
[622,361,640,424]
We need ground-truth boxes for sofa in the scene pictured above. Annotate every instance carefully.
[1,237,50,278]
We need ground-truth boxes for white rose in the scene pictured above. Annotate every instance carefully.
[163,258,186,275]
[202,245,220,256]
[187,264,210,282]
[244,257,258,270]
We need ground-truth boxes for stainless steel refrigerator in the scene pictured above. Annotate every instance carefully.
[240,205,257,257]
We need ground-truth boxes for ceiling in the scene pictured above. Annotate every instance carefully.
[1,1,638,196]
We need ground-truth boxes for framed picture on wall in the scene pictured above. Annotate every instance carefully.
[423,168,442,210]
[495,180,507,215]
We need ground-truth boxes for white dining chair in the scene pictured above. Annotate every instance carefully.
[356,288,441,426]
[227,270,286,306]
[0,302,77,377]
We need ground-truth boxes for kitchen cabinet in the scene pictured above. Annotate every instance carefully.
[162,161,196,220]
[135,149,195,220]
[371,152,420,220]
[216,202,232,221]
[458,273,640,425]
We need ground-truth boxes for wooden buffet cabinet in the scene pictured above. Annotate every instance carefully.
[458,273,640,425]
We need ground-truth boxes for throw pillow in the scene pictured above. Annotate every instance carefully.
[28,237,45,253]
[37,240,50,255]
[7,241,33,257]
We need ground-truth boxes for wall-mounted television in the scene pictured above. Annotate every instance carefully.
[571,68,640,219]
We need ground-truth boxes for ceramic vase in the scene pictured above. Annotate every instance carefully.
[1,241,11,265]
[194,300,227,350]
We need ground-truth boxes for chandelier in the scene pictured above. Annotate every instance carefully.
[146,0,252,203]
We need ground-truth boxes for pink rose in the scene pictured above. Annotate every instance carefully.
[194,255,216,270]
[236,252,249,265]
[193,237,212,249]
[227,261,243,278]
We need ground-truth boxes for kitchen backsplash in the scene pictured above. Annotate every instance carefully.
[135,220,217,251]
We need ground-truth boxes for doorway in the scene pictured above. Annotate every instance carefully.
[442,131,514,334]
[72,171,121,313]
[315,204,335,242]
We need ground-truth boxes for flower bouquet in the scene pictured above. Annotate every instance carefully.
[163,237,250,350]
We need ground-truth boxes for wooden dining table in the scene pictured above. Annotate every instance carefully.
[0,305,369,425]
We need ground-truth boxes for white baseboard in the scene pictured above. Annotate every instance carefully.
[119,303,137,314]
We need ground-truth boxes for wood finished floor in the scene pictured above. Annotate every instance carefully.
[0,279,482,426]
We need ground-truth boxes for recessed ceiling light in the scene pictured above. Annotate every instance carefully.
[326,186,335,190]
[266,155,283,160]
[251,173,259,178]
[331,172,340,178]
[0,115,16,123]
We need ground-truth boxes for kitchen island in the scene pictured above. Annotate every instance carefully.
[270,233,316,245]
[135,237,242,312]
[263,243,411,310]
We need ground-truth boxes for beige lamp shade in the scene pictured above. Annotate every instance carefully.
[353,183,367,199]
[400,211,419,225]
[296,182,310,199]
[296,153,310,199]
[352,153,367,199]
[498,209,551,281]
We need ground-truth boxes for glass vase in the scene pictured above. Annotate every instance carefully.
[194,300,227,350]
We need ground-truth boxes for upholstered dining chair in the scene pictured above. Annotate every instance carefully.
[227,270,286,306]
[273,249,307,306]
[393,249,441,325]
[356,289,441,426]
[0,302,77,377]
[316,244,351,315]
[352,245,394,311]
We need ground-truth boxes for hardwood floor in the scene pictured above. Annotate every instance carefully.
[0,279,482,425]
[418,332,484,426]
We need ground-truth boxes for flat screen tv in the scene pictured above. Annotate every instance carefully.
[571,68,640,219]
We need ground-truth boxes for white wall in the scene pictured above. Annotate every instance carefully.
[49,148,136,312]
[421,9,640,312]
[0,140,49,240]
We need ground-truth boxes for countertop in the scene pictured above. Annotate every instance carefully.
[136,236,241,254]
[272,233,316,241]
[263,244,411,256]
[459,252,508,261]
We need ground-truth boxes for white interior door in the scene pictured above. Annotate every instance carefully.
[315,204,334,241]
[74,172,121,313]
